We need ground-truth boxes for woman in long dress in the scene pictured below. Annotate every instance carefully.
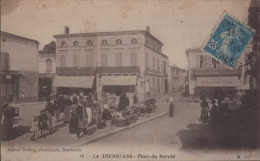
[200,97,209,123]
[210,100,218,131]
[95,102,104,129]
[69,97,79,134]
[76,104,88,139]
[168,96,174,117]
[63,95,72,124]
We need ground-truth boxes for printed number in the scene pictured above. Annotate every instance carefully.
[80,154,85,158]
[208,39,219,50]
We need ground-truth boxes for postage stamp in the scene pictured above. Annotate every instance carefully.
[202,12,255,68]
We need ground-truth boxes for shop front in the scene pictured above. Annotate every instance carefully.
[38,73,55,100]
[189,68,243,97]
[99,75,137,96]
[195,76,241,99]
[53,76,95,95]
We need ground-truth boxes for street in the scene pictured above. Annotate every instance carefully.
[2,92,260,160]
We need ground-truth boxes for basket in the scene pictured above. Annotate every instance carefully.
[114,119,130,127]
[129,114,138,123]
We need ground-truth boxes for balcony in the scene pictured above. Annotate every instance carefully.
[96,66,140,73]
[56,66,140,75]
[56,67,96,75]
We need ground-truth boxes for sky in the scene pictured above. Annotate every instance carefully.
[1,0,251,69]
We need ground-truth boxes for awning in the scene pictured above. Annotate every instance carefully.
[53,76,94,88]
[101,75,137,86]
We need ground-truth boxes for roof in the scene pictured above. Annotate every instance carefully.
[1,31,40,44]
[53,30,163,45]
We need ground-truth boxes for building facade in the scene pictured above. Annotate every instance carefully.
[38,41,56,100]
[186,48,250,98]
[53,26,169,99]
[0,31,39,103]
[169,65,187,92]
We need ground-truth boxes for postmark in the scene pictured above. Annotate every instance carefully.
[202,12,255,68]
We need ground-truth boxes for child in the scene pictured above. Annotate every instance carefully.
[38,109,49,137]
[30,116,39,141]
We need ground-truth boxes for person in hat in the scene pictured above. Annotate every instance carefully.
[53,96,60,122]
[45,97,55,132]
[132,93,139,105]
[69,97,79,135]
[38,109,49,137]
[117,93,129,112]
[210,99,218,131]
[200,97,209,123]
[85,94,94,125]
[76,98,88,138]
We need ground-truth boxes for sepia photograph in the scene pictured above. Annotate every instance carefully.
[1,0,260,160]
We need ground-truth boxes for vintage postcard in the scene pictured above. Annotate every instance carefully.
[1,0,260,161]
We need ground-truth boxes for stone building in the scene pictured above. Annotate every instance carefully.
[53,26,169,99]
[186,47,249,98]
[38,41,56,100]
[169,65,187,92]
[0,31,39,103]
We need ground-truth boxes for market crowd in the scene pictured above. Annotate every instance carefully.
[30,91,141,140]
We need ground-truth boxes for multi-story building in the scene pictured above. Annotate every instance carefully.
[0,31,39,103]
[53,26,169,99]
[186,47,249,98]
[38,41,56,100]
[169,65,187,92]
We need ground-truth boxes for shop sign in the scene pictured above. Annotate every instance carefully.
[196,76,240,87]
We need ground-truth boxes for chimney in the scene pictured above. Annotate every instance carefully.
[64,26,69,34]
[146,26,150,33]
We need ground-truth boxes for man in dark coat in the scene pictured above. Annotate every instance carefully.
[210,100,218,132]
[45,97,55,132]
[54,96,60,122]
[117,93,129,111]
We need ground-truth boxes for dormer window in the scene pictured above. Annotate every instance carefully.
[87,40,93,46]
[61,41,66,47]
[101,40,107,46]
[116,39,122,45]
[131,38,138,44]
[73,41,79,46]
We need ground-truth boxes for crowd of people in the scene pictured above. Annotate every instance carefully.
[199,91,258,147]
[30,91,140,140]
